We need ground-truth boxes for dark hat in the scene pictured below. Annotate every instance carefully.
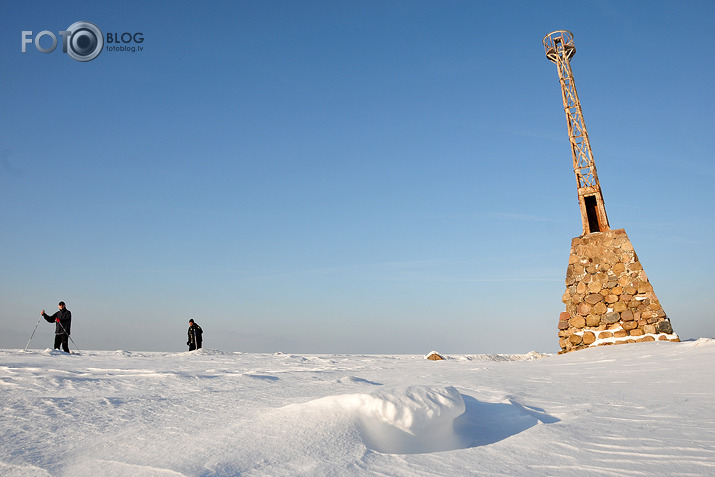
[189,319,194,323]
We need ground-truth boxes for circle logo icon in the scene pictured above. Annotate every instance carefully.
[65,21,103,62]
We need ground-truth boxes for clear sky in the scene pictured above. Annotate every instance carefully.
[1,1,713,354]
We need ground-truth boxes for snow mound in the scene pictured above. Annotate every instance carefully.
[689,337,713,347]
[41,349,75,356]
[183,348,238,356]
[454,351,549,362]
[280,385,466,454]
[0,462,51,477]
[336,376,382,385]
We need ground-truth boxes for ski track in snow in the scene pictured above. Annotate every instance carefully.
[1,340,714,476]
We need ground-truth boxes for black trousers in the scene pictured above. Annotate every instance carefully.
[54,334,70,353]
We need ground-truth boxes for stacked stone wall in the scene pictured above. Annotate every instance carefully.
[559,228,679,353]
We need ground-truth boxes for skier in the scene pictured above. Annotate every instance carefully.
[41,301,72,353]
[187,319,203,351]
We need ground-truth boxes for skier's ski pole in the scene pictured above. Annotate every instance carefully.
[23,316,42,351]
[56,321,81,353]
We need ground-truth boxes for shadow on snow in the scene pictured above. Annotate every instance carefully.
[453,395,560,449]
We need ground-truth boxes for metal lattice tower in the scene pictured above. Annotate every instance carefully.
[543,30,610,236]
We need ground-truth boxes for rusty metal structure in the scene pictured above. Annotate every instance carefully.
[543,30,609,236]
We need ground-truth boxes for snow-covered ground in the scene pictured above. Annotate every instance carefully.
[1,340,714,476]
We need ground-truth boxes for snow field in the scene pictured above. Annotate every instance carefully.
[1,340,715,476]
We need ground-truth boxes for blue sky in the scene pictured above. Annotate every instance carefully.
[1,1,713,353]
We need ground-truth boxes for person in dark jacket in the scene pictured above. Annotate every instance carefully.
[41,301,72,353]
[187,319,203,351]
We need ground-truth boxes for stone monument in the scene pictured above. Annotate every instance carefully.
[542,31,679,353]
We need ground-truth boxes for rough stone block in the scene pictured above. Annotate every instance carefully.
[592,302,608,315]
[577,302,591,316]
[612,263,626,275]
[586,315,601,327]
[642,310,657,320]
[602,312,620,324]
[569,316,586,329]
[628,261,643,271]
[656,320,673,334]
[588,281,603,293]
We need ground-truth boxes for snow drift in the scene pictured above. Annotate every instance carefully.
[277,385,466,454]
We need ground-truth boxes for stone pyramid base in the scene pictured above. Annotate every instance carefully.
[559,228,679,354]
